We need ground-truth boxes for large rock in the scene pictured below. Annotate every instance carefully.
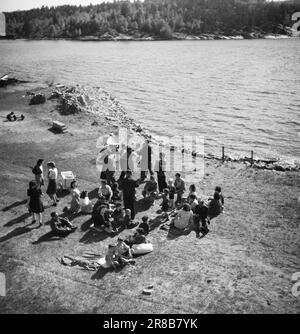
[29,94,46,105]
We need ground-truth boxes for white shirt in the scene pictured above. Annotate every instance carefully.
[48,167,58,180]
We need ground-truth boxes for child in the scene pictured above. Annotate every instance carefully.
[187,184,198,202]
[115,237,135,266]
[188,194,199,212]
[123,208,136,228]
[142,176,158,200]
[174,173,185,205]
[208,192,223,219]
[168,179,176,209]
[80,191,93,214]
[111,181,121,202]
[105,245,119,269]
[113,203,124,227]
[215,186,224,206]
[138,216,150,235]
[161,188,170,212]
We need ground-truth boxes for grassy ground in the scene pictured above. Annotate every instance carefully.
[0,86,299,314]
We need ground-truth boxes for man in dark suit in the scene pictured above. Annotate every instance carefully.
[121,171,139,220]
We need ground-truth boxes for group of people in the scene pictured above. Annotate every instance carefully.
[26,142,224,243]
[6,111,25,122]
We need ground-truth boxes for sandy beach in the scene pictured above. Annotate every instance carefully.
[0,85,299,314]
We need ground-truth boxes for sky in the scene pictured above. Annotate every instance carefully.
[0,0,283,13]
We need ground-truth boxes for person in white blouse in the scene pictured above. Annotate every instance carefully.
[46,161,59,206]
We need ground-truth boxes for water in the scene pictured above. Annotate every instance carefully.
[0,39,299,162]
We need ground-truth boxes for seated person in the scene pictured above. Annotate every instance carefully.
[6,112,17,122]
[187,184,198,202]
[142,176,158,200]
[98,180,113,201]
[123,209,136,229]
[193,201,209,238]
[188,194,199,212]
[113,203,124,225]
[208,192,223,219]
[138,216,150,235]
[111,181,121,202]
[105,245,120,269]
[50,212,77,236]
[215,186,224,206]
[161,188,170,212]
[171,203,193,230]
[125,228,149,247]
[80,191,93,214]
[115,237,135,265]
[91,203,116,234]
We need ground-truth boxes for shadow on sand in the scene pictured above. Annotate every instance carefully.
[2,200,27,212]
[0,222,40,243]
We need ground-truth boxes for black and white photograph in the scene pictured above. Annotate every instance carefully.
[0,0,299,318]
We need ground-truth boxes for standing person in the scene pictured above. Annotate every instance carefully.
[46,162,59,206]
[27,181,44,227]
[121,171,139,220]
[69,181,81,214]
[174,173,185,205]
[155,152,167,193]
[139,139,153,181]
[32,159,44,188]
[119,146,133,184]
[168,179,176,209]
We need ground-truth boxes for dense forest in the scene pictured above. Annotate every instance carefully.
[4,0,300,39]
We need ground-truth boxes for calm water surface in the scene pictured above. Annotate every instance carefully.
[0,39,299,161]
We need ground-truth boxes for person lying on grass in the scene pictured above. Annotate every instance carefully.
[50,212,77,236]
[170,203,193,230]
[125,228,149,247]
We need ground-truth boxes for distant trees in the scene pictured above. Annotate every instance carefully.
[4,0,300,39]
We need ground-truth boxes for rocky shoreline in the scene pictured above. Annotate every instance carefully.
[1,78,299,173]
[3,32,295,42]
[46,84,300,173]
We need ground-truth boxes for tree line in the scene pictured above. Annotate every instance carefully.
[4,0,300,39]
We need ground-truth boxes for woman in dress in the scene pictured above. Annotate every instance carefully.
[46,161,59,206]
[27,180,44,226]
[69,180,81,214]
[32,159,44,188]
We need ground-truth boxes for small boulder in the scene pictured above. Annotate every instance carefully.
[29,94,46,105]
